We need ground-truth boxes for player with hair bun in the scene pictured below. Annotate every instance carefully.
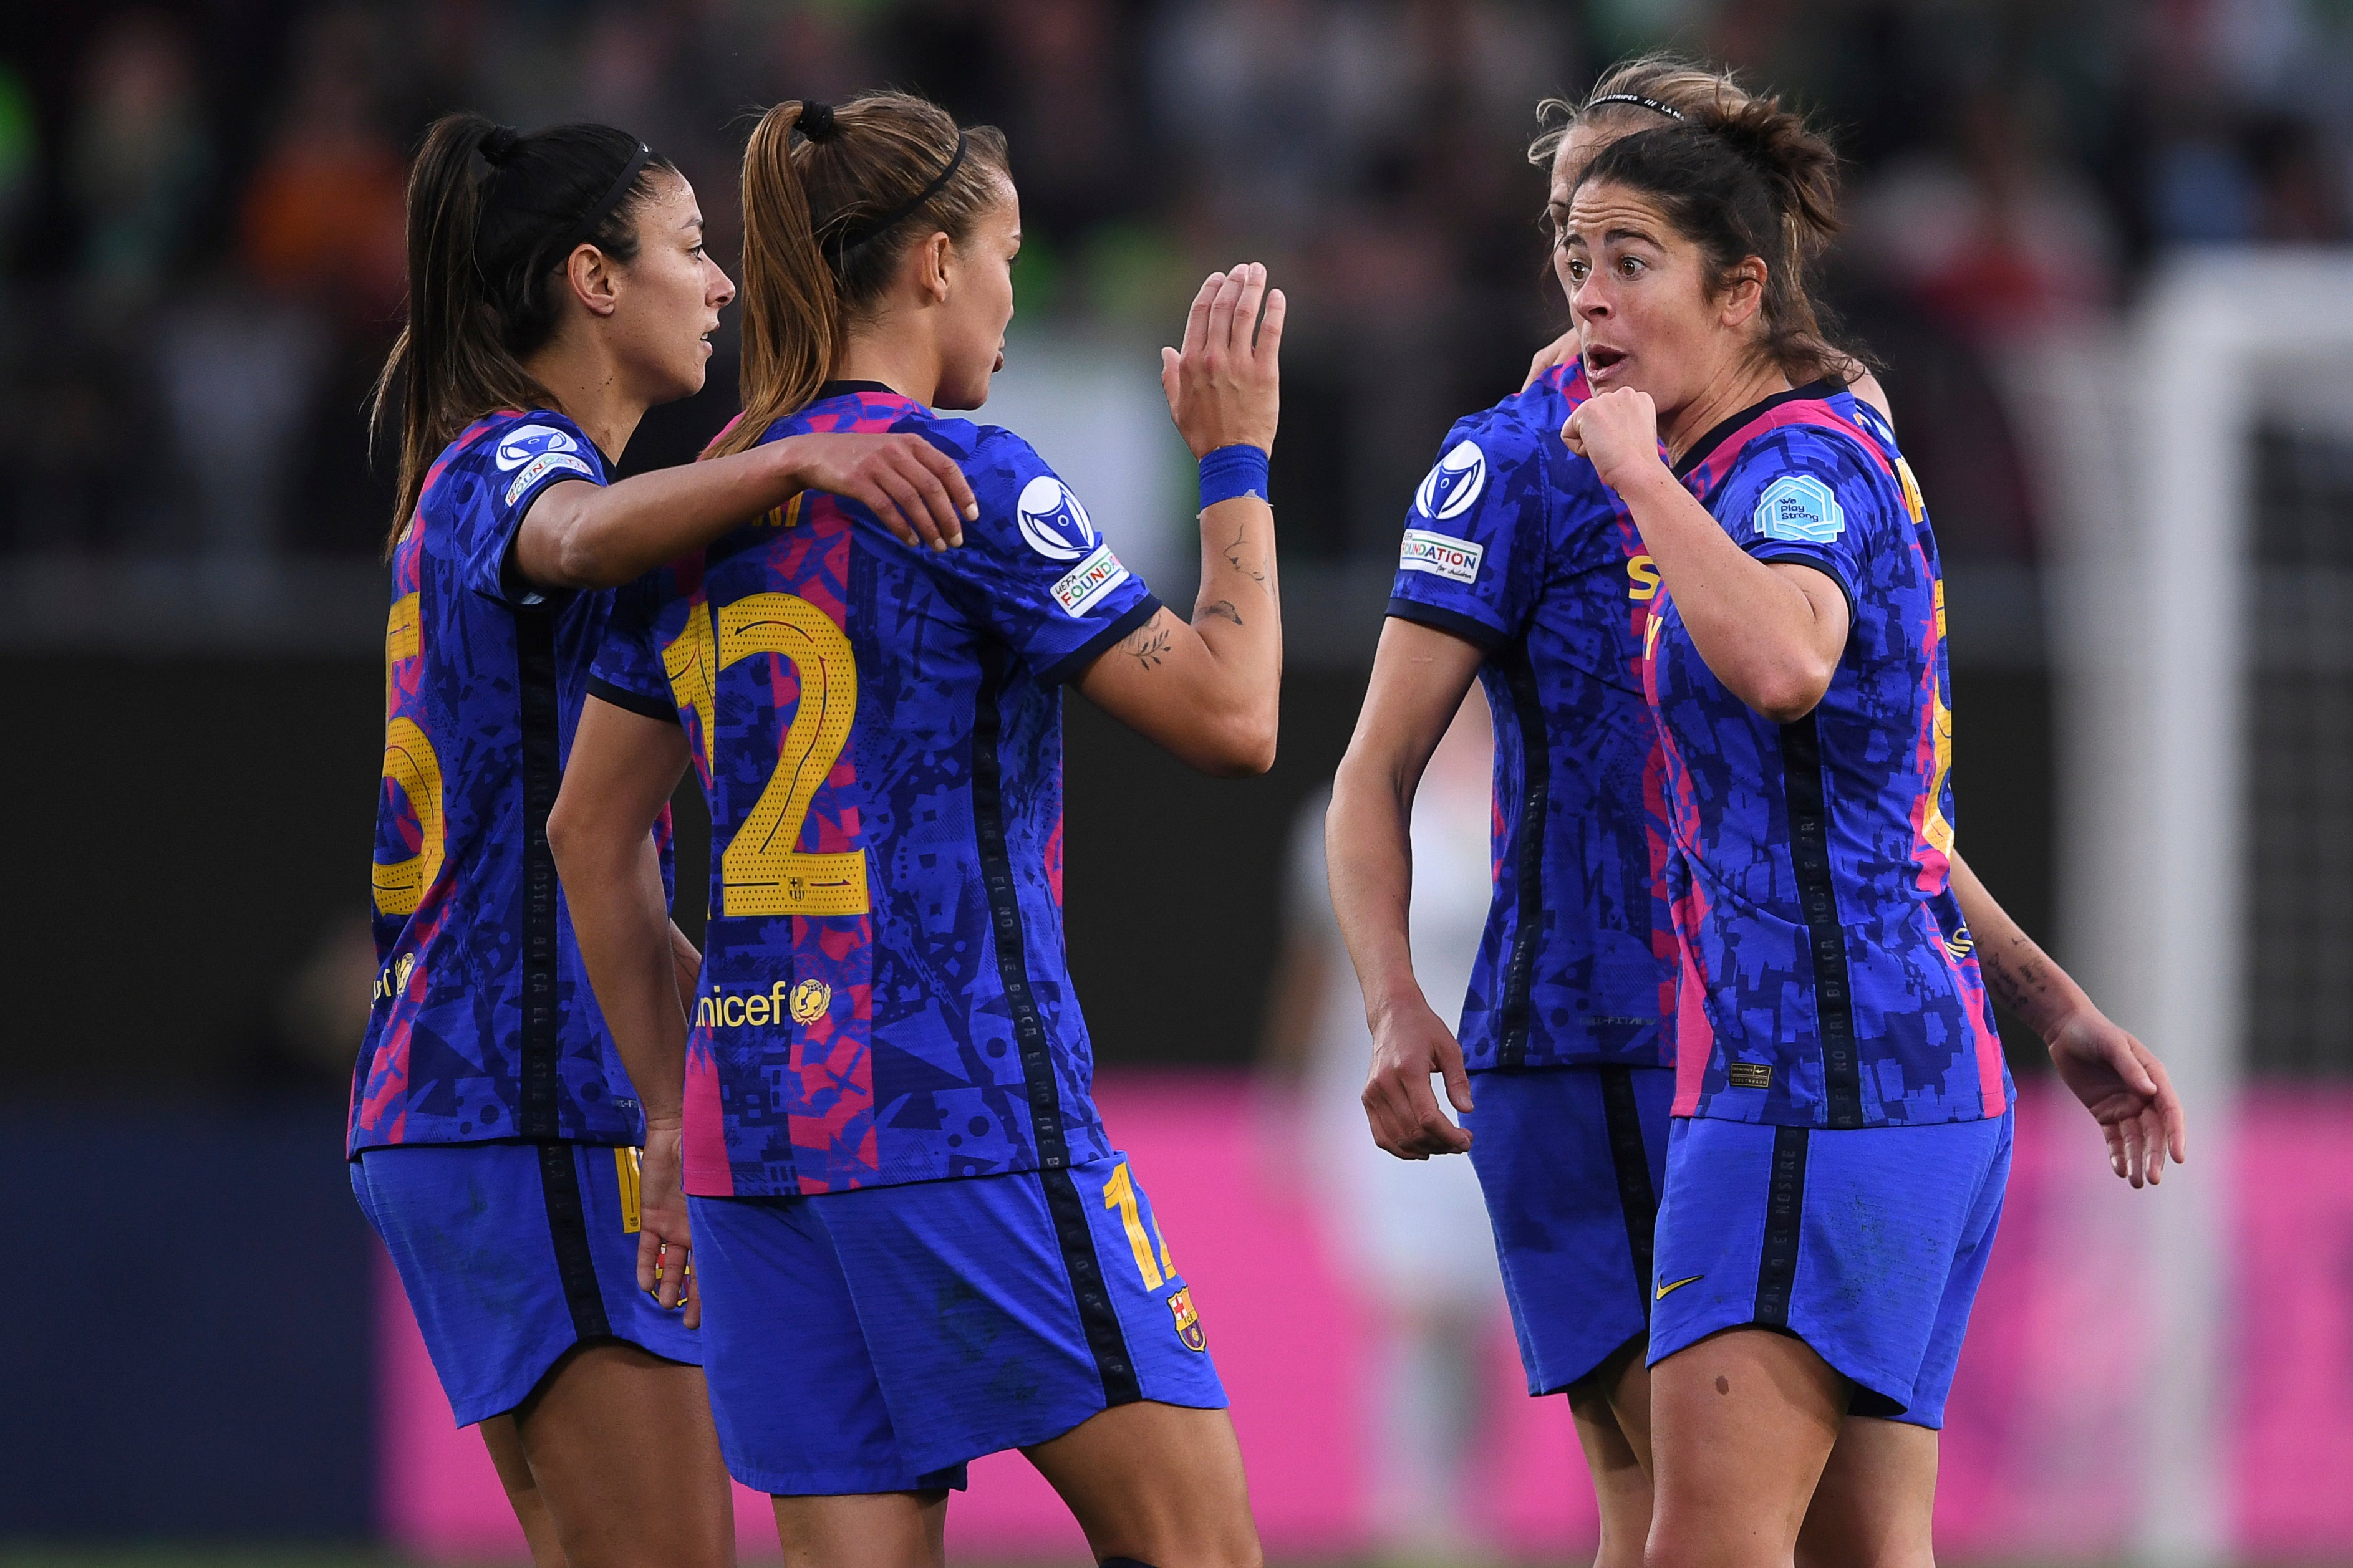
[1333,55,2185,1568]
[551,90,1282,1568]
[351,110,976,1566]
[1557,79,2185,1564]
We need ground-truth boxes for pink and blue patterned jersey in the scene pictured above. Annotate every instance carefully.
[590,383,1162,1198]
[1384,362,1675,1070]
[349,408,673,1157]
[1643,384,2010,1128]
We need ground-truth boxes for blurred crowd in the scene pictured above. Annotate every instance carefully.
[2,0,2349,565]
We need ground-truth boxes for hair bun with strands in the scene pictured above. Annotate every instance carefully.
[797,102,837,142]
[478,125,523,165]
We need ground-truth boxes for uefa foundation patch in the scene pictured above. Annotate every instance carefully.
[1399,529,1484,584]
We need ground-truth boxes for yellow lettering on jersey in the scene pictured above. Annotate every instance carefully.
[1645,608,1665,658]
[374,592,447,918]
[1628,554,1661,601]
[1923,687,1955,858]
[714,593,870,917]
[1101,1162,1164,1291]
[385,592,421,718]
[663,599,718,749]
[1932,576,1946,639]
[1895,457,1926,525]
[616,1147,642,1233]
[697,981,796,1029]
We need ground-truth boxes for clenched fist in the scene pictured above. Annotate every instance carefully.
[1562,387,1668,493]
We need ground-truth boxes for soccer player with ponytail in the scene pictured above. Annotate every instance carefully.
[552,92,1280,1567]
[1553,84,2185,1564]
[351,112,977,1566]
[1335,55,2186,1567]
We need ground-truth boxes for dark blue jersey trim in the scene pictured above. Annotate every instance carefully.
[1598,1065,1658,1322]
[538,1142,614,1342]
[1749,548,1858,624]
[1384,597,1505,652]
[1495,642,1549,1068]
[587,675,678,725]
[970,642,1141,1407]
[1779,711,1865,1128]
[515,608,564,1140]
[1754,1127,1809,1327]
[1671,380,1844,481]
[1035,595,1164,689]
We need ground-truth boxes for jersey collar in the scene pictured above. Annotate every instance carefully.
[1671,379,1843,482]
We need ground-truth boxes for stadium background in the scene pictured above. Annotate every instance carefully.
[2,0,2351,1561]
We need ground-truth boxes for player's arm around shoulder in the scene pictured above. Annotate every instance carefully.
[510,423,978,592]
[1073,264,1286,776]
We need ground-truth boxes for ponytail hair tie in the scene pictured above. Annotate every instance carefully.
[478,124,523,165]
[798,102,837,142]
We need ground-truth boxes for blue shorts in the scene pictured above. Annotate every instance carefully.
[690,1150,1227,1495]
[352,1141,698,1427]
[1464,1065,1674,1394]
[1648,1110,2014,1428]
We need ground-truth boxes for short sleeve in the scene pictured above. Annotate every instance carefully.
[1714,427,1891,620]
[456,413,606,605]
[587,575,678,723]
[1383,408,1552,650]
[939,426,1162,687]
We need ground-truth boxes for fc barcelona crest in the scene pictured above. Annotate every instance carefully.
[1168,1286,1206,1352]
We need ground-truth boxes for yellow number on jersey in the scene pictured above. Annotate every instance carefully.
[616,1147,643,1234]
[373,593,447,917]
[666,592,871,918]
[1101,1161,1177,1289]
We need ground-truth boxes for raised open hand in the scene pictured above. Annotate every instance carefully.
[1161,263,1284,459]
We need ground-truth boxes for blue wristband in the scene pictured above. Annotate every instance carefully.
[1197,444,1270,511]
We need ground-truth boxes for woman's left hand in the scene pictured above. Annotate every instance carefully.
[2047,1011,2188,1188]
[1522,326,1579,392]
[1563,387,1668,493]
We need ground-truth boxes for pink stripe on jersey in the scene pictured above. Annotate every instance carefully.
[1928,903,2009,1118]
[682,1036,733,1196]
[1681,399,1893,500]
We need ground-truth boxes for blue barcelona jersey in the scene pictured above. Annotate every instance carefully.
[591,383,1161,1198]
[1643,384,2010,1128]
[1384,362,1674,1070]
[350,409,672,1157]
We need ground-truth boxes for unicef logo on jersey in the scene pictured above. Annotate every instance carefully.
[1414,439,1487,521]
[495,423,581,472]
[1016,474,1098,563]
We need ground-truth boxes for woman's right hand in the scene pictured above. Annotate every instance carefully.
[1161,263,1284,459]
[1360,998,1476,1160]
[635,1120,702,1329]
[773,430,979,552]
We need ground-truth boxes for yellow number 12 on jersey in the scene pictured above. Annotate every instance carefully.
[665,591,870,918]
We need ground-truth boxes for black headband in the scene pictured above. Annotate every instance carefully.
[559,141,653,255]
[825,133,970,267]
[1587,93,1686,122]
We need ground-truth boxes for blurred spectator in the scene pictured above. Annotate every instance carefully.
[239,10,408,325]
[0,62,37,278]
[1260,690,1505,1559]
[66,11,211,310]
[1854,91,2117,343]
[4,0,2352,563]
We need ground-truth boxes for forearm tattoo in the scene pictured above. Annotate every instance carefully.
[1981,934,2054,1020]
[1220,521,1267,587]
[1201,599,1244,627]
